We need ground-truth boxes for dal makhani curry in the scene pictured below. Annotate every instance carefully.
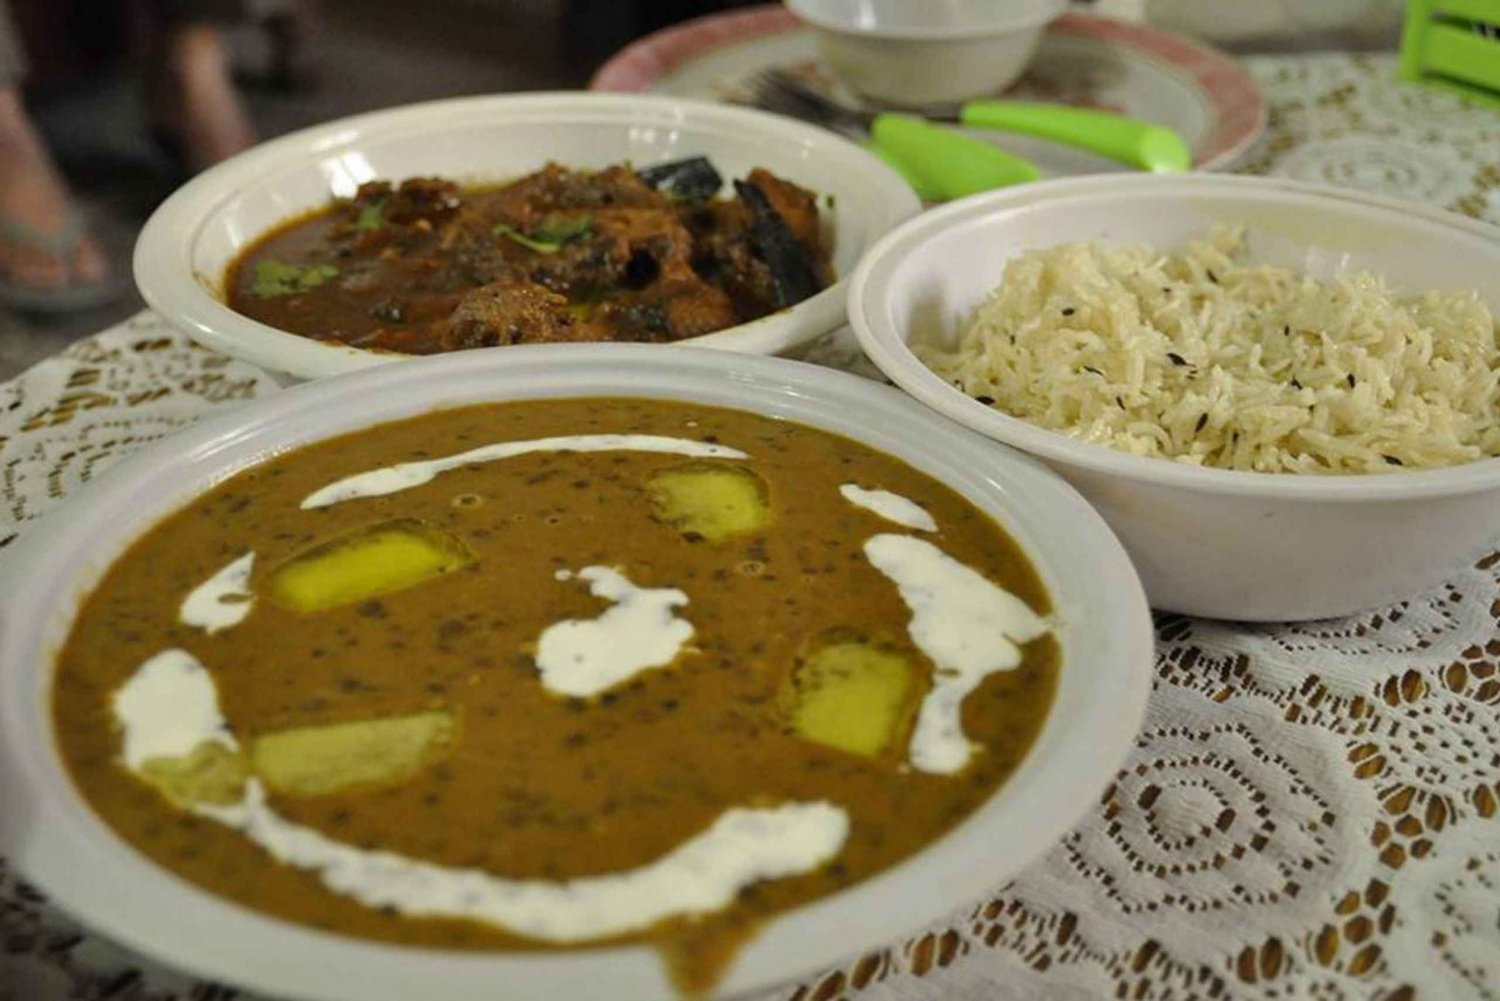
[52,398,1058,994]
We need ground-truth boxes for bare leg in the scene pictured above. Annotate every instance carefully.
[150,22,257,171]
[0,87,108,291]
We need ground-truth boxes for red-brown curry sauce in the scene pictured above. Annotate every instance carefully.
[52,399,1057,995]
[224,162,834,354]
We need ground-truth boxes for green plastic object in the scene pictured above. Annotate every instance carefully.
[957,101,1192,173]
[869,114,1040,202]
[1398,0,1500,108]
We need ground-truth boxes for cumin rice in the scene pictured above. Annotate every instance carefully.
[918,227,1500,473]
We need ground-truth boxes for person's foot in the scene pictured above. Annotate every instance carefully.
[150,23,258,172]
[0,88,110,297]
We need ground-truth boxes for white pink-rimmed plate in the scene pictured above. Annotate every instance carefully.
[592,6,1266,176]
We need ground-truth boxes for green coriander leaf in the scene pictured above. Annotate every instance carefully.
[353,201,385,231]
[532,213,594,246]
[250,260,340,298]
[493,223,560,254]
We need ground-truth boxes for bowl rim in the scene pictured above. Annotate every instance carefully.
[785,0,1067,40]
[132,90,920,379]
[0,345,1152,1001]
[848,172,1500,502]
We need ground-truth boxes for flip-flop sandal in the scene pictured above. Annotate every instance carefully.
[0,206,125,314]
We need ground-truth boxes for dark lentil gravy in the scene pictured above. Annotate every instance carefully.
[52,399,1057,996]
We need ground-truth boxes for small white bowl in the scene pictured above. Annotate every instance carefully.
[134,92,920,382]
[785,0,1065,105]
[0,345,1151,1001]
[848,174,1500,622]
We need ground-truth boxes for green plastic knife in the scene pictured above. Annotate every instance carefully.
[868,114,1040,202]
[934,100,1193,174]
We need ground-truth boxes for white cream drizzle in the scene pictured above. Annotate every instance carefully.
[839,484,937,532]
[201,782,847,943]
[112,650,849,942]
[112,649,238,769]
[862,534,1049,775]
[301,435,749,510]
[179,552,256,634]
[536,567,694,697]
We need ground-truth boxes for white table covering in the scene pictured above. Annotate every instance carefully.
[2,53,1498,1001]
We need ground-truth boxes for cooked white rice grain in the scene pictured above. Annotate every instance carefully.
[917,227,1500,473]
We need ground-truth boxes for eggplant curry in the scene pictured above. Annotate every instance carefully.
[53,398,1057,996]
[224,159,833,353]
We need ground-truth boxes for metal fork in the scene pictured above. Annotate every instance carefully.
[747,70,878,136]
[750,69,978,128]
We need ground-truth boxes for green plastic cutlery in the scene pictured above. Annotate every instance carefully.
[869,115,1040,201]
[927,99,1193,174]
[750,69,1193,202]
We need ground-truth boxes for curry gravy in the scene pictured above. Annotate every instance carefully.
[224,165,833,354]
[51,398,1058,995]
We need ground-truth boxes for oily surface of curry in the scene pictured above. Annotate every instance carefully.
[52,399,1057,994]
[224,160,832,354]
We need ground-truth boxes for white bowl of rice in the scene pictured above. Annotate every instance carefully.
[847,174,1500,621]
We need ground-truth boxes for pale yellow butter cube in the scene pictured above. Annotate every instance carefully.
[782,641,917,758]
[252,711,457,797]
[648,464,769,543]
[266,519,475,613]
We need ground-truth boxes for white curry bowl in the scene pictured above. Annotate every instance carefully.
[133,92,920,382]
[848,173,1500,622]
[785,0,1065,106]
[0,346,1152,1001]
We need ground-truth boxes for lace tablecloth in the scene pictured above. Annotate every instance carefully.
[2,53,1499,1001]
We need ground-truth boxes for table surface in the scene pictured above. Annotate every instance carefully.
[2,52,1499,1001]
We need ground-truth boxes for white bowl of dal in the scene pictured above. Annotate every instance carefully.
[848,174,1500,621]
[0,346,1151,1001]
